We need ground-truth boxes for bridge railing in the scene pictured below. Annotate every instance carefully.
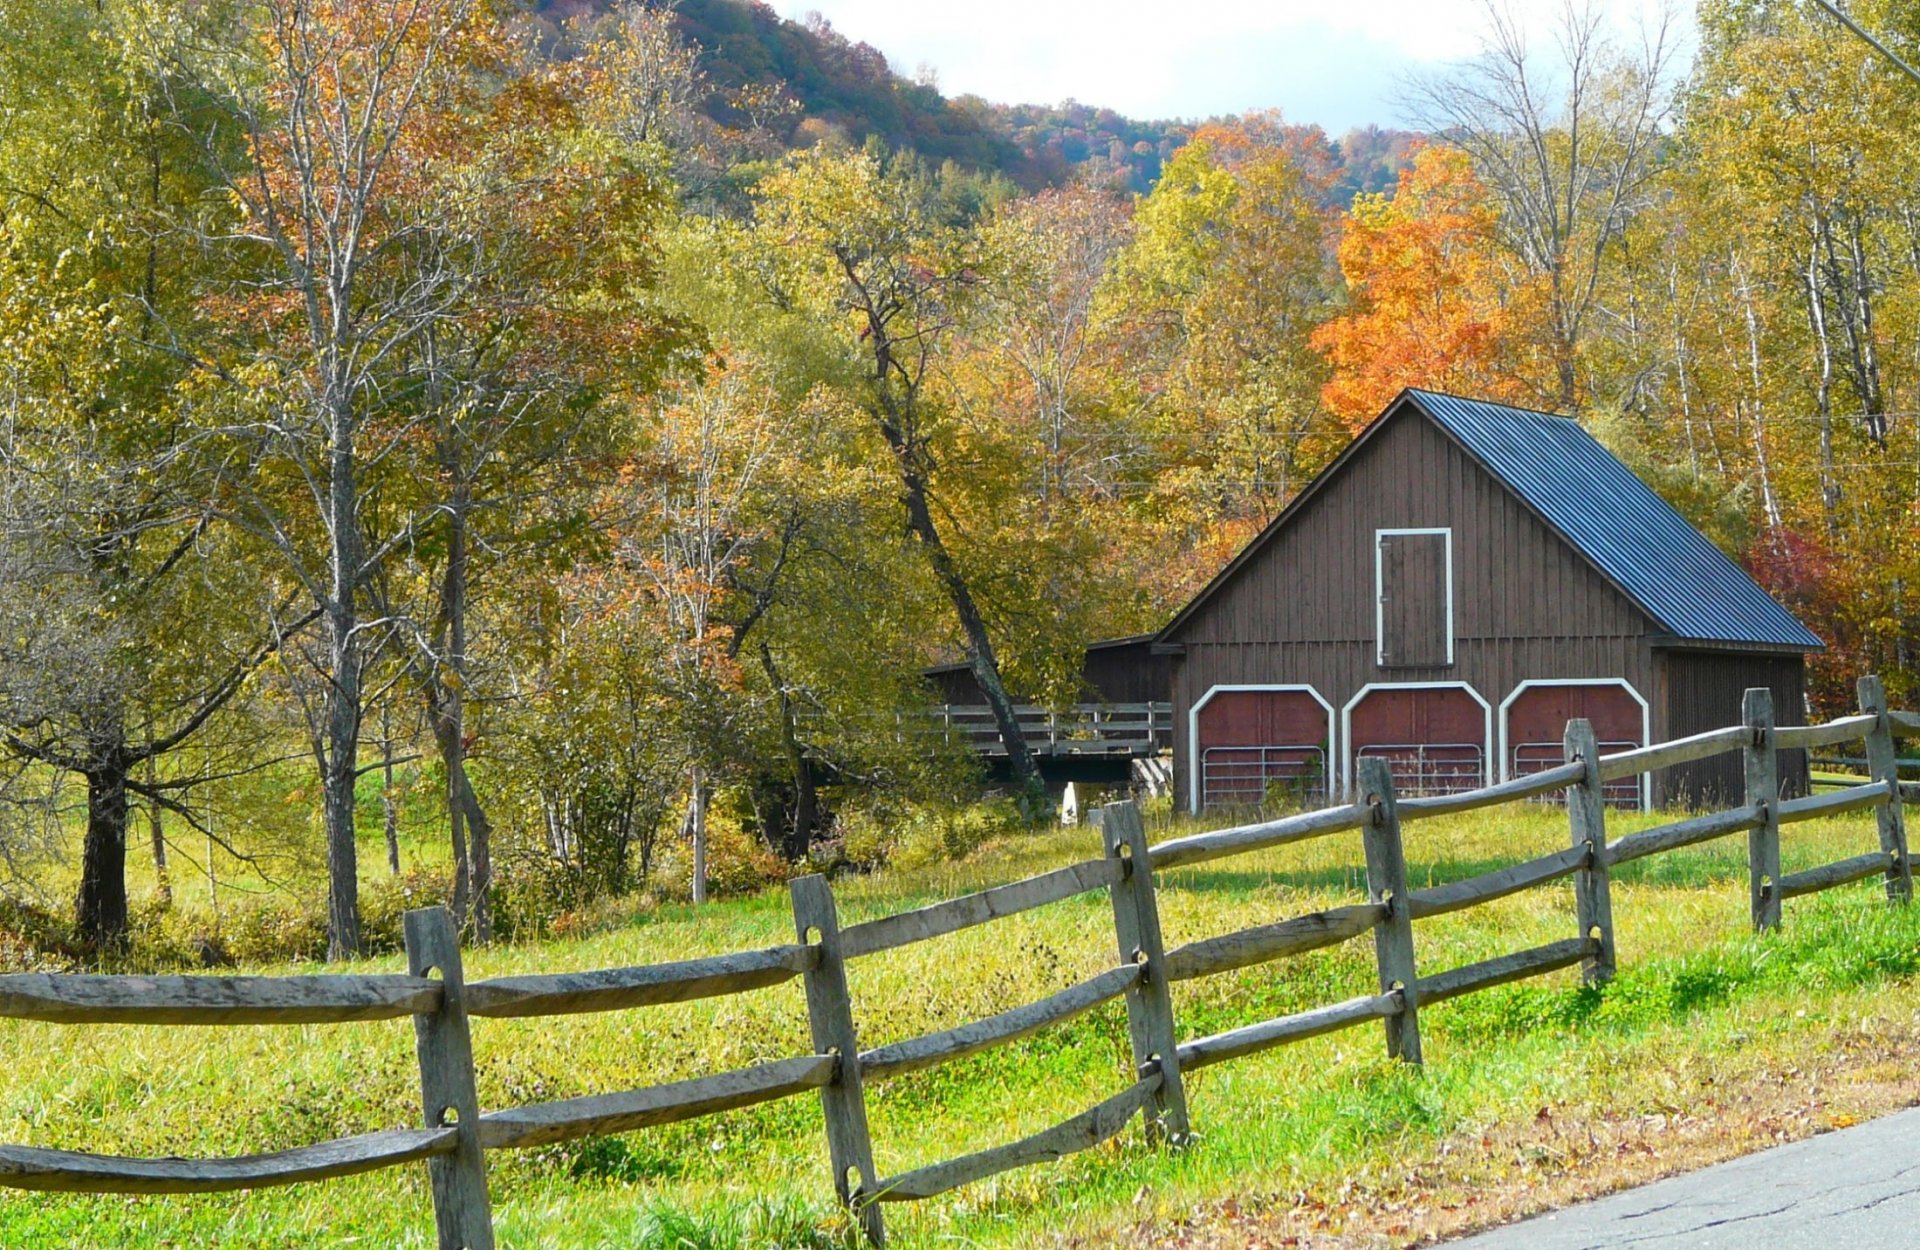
[934,701,1173,756]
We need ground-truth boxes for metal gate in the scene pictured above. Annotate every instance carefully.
[1355,742,1484,796]
[1200,745,1327,810]
[1511,741,1643,808]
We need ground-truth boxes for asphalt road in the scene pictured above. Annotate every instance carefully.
[1443,1106,1920,1248]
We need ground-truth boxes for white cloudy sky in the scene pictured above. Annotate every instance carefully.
[787,1,1691,134]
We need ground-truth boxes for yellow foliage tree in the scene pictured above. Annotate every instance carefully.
[1313,146,1548,427]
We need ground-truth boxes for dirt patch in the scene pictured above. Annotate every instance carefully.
[1084,1010,1920,1248]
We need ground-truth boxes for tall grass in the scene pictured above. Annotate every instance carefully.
[2,800,1914,1248]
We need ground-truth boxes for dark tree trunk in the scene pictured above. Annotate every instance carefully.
[895,467,1042,791]
[323,412,364,961]
[76,740,131,949]
[420,678,495,922]
[759,645,819,860]
[790,755,818,861]
[448,485,483,936]
[422,679,472,920]
[845,244,1043,798]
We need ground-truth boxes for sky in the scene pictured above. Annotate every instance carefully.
[786,1,1692,134]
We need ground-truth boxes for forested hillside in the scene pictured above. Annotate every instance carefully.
[526,0,1420,198]
[2,0,1919,969]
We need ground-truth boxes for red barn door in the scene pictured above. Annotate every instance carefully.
[1503,680,1647,807]
[1345,684,1489,797]
[1192,687,1331,810]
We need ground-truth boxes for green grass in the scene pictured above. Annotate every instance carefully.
[3,801,1918,1248]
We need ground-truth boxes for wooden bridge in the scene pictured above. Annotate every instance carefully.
[934,702,1173,758]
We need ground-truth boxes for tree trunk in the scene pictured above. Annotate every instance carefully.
[75,734,131,950]
[424,430,493,939]
[422,679,473,922]
[791,756,818,861]
[1804,230,1840,539]
[323,407,364,962]
[146,745,171,908]
[760,645,817,860]
[446,482,492,939]
[381,707,401,876]
[895,466,1042,791]
[688,767,709,904]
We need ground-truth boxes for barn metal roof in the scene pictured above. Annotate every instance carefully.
[1405,390,1822,649]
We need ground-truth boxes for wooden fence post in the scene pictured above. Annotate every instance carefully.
[1744,688,1783,931]
[1858,675,1913,905]
[403,906,495,1250]
[1356,758,1421,1063]
[1562,718,1616,984]
[790,874,886,1247]
[1100,800,1190,1143]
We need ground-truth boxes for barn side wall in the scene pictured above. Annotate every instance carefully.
[1081,643,1173,706]
[1654,649,1810,807]
[1168,408,1659,808]
[925,640,1169,708]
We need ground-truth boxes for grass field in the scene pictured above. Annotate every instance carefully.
[4,795,1919,1249]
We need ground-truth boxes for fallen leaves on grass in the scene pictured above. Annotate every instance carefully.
[1082,1008,1920,1249]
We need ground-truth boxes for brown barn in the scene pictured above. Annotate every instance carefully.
[1154,390,1823,812]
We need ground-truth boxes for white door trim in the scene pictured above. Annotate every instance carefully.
[1374,527,1454,667]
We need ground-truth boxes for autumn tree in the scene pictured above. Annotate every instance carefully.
[1405,0,1679,410]
[0,0,298,947]
[356,23,689,940]
[170,0,525,957]
[754,149,1045,797]
[1108,115,1342,599]
[1313,145,1546,423]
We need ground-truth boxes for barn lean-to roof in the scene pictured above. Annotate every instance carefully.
[1157,389,1823,652]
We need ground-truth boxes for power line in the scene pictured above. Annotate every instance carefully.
[1809,0,1920,89]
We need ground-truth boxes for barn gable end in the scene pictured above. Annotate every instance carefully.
[1168,400,1656,652]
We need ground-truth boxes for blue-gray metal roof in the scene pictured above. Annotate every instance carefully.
[1406,390,1822,650]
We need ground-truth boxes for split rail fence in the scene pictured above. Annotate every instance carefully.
[1,678,1916,1248]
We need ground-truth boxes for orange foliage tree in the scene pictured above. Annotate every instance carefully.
[1312,146,1545,427]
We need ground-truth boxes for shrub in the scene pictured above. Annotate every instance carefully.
[824,795,1029,874]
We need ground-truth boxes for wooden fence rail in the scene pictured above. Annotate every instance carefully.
[3,677,1917,1246]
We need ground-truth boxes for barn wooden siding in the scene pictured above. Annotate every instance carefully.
[1659,649,1810,804]
[1170,413,1653,803]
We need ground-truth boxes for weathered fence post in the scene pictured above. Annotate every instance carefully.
[403,906,495,1250]
[1744,688,1783,931]
[1858,674,1913,905]
[1564,719,1616,984]
[1356,758,1421,1063]
[790,874,886,1247]
[1100,800,1190,1143]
